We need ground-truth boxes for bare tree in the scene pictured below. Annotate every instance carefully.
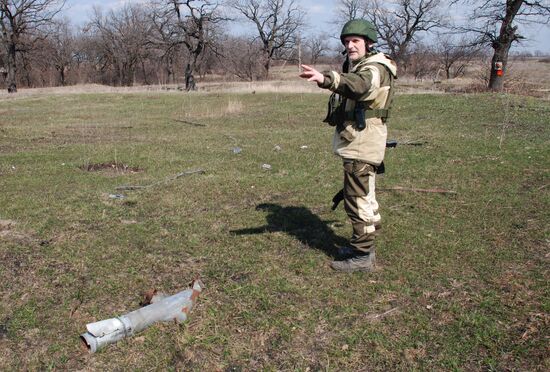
[230,0,306,79]
[69,30,88,84]
[0,0,65,92]
[451,0,550,91]
[334,0,369,22]
[372,0,446,64]
[153,0,227,88]
[86,4,152,86]
[435,34,482,79]
[148,1,181,85]
[45,17,74,85]
[17,29,56,86]
[407,43,439,80]
[304,33,331,64]
[221,35,264,80]
[333,0,446,66]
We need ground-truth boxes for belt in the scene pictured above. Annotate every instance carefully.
[345,108,389,120]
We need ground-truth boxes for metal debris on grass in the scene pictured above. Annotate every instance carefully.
[385,139,428,148]
[400,139,428,146]
[378,186,457,195]
[261,164,272,170]
[81,279,204,353]
[365,307,399,321]
[173,118,207,127]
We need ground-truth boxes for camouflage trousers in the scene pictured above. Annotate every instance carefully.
[342,159,381,254]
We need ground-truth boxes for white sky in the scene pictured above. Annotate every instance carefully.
[63,0,550,53]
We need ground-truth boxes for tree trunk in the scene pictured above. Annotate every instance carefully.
[488,45,510,91]
[59,66,66,86]
[141,59,149,85]
[119,62,134,86]
[166,57,174,85]
[6,40,17,93]
[262,51,271,80]
[20,52,33,88]
[487,0,523,92]
[185,56,198,91]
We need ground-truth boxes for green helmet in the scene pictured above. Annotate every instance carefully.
[340,19,377,44]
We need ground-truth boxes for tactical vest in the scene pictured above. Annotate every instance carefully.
[330,52,398,165]
[325,53,396,131]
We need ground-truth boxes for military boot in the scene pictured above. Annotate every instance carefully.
[335,246,355,260]
[330,251,376,272]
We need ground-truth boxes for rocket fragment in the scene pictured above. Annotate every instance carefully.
[81,279,203,353]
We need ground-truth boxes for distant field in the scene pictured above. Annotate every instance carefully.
[3,56,549,98]
[0,91,548,370]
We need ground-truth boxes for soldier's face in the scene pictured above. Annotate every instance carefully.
[343,36,367,61]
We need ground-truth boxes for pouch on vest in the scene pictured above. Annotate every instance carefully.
[323,93,346,128]
[354,103,366,130]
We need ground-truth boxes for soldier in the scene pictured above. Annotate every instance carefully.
[299,19,397,272]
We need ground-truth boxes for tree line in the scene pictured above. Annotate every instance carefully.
[1,0,549,93]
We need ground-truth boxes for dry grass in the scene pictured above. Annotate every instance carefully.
[0,80,324,97]
[3,57,548,99]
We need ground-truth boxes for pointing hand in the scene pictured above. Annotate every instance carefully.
[299,64,324,85]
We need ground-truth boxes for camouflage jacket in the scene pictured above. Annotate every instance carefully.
[319,52,397,165]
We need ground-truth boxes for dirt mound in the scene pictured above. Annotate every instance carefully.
[79,161,142,173]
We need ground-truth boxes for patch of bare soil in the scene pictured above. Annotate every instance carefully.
[0,219,16,230]
[79,161,142,174]
[0,220,33,245]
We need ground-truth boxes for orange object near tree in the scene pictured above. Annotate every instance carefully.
[495,61,504,76]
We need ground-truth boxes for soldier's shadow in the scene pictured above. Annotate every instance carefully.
[231,203,347,258]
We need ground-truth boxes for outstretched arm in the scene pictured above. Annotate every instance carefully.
[300,62,378,101]
[299,64,325,85]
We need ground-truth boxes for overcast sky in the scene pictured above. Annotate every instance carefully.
[63,0,550,53]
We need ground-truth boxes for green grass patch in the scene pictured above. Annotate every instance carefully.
[0,92,548,370]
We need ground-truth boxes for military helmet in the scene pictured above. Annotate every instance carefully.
[340,19,377,44]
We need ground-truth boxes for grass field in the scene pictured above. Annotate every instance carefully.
[0,90,548,370]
